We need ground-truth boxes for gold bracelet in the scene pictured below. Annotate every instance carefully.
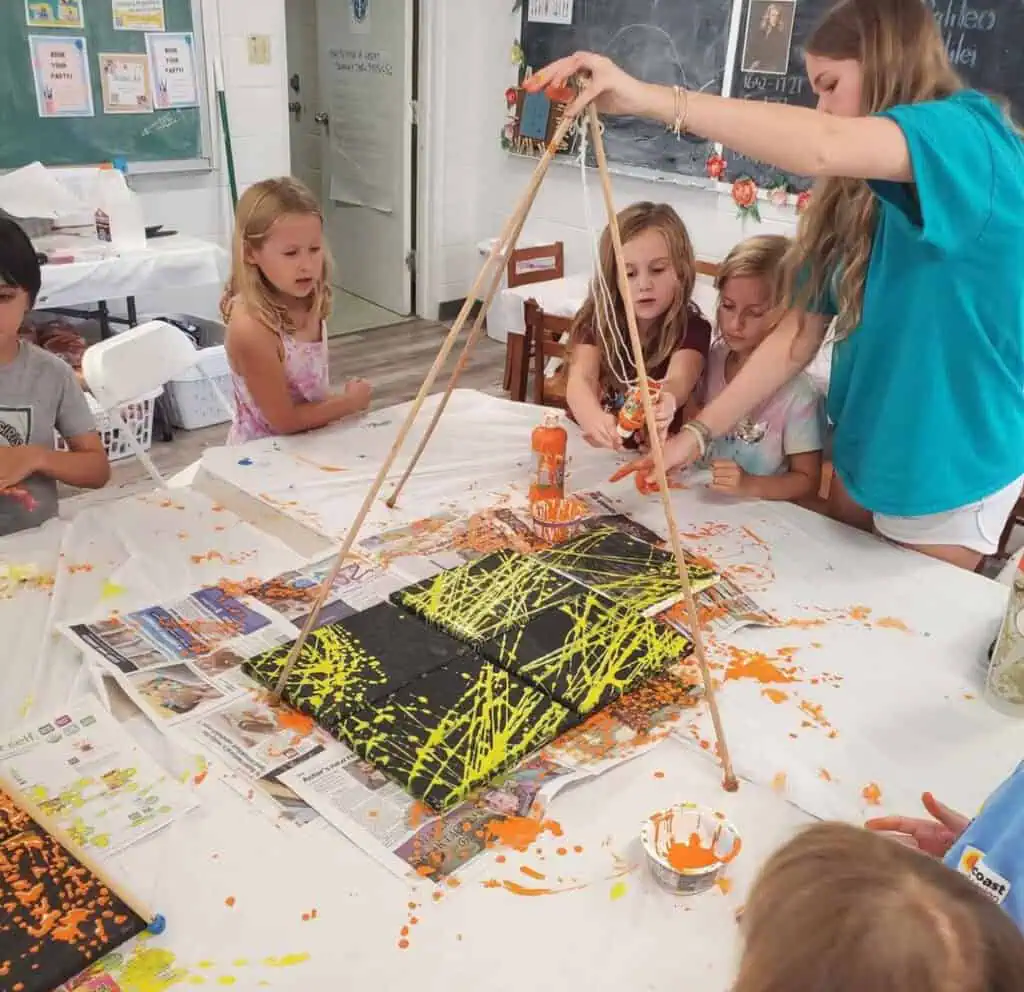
[681,419,711,457]
[672,85,689,137]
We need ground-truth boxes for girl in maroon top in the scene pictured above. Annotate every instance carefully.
[566,202,711,450]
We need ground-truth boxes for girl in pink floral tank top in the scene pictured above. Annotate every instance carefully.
[222,178,371,445]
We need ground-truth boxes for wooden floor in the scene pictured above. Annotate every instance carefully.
[66,319,509,509]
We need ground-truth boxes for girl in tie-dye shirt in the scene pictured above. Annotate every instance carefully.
[705,236,823,502]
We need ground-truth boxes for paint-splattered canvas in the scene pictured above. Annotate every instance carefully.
[244,603,470,729]
[536,527,719,612]
[392,550,587,644]
[481,592,693,715]
[345,656,575,812]
[0,787,146,992]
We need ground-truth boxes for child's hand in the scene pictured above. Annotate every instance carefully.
[865,792,969,858]
[582,412,621,450]
[709,460,750,496]
[654,390,677,439]
[0,446,43,489]
[341,378,372,414]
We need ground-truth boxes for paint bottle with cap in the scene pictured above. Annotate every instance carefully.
[617,380,662,440]
[94,162,146,250]
[529,412,567,503]
[986,557,1024,716]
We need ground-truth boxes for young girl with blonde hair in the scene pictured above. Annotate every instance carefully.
[566,201,710,450]
[735,822,1024,991]
[705,234,823,502]
[223,177,371,444]
[529,0,1024,571]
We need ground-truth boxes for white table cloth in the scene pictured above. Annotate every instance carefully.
[34,233,228,311]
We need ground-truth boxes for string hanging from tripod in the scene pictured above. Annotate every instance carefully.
[576,114,636,390]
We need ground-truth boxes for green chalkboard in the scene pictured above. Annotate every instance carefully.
[0,0,209,170]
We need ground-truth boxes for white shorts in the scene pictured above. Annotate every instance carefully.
[874,475,1024,556]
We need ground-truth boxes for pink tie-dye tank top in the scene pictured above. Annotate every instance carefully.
[227,323,329,444]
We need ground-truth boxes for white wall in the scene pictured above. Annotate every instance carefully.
[426,1,800,314]
[123,0,290,321]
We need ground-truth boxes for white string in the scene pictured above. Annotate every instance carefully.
[576,116,635,389]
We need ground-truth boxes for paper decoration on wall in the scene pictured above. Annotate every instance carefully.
[112,0,166,32]
[527,0,574,25]
[244,603,472,732]
[392,550,586,644]
[346,655,574,811]
[535,527,719,613]
[29,35,94,119]
[506,85,576,158]
[0,786,147,992]
[482,592,693,714]
[25,0,83,30]
[99,53,155,114]
[146,33,199,110]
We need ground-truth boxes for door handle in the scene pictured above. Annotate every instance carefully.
[314,112,329,127]
[289,101,302,119]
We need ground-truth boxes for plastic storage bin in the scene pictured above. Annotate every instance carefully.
[56,389,161,462]
[164,344,234,430]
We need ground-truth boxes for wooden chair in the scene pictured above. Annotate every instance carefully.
[696,258,720,280]
[520,298,572,408]
[502,241,565,396]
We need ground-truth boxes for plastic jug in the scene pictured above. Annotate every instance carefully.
[94,163,146,250]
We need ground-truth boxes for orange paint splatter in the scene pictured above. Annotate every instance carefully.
[771,772,787,792]
[715,876,733,895]
[848,605,872,621]
[573,845,584,854]
[556,848,567,857]
[487,816,562,852]
[666,833,720,872]
[445,877,462,889]
[274,708,314,735]
[723,646,797,685]
[819,769,833,782]
[520,866,546,880]
[653,770,665,779]
[862,783,883,806]
[398,939,409,950]
[761,688,789,704]
[875,617,910,632]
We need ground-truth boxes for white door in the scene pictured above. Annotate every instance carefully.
[316,0,415,316]
[285,0,323,198]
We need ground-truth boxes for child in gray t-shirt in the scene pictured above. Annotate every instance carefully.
[0,219,110,535]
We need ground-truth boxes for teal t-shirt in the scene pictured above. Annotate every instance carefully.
[819,90,1024,516]
[945,762,1024,931]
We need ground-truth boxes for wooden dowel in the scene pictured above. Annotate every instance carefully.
[586,105,738,792]
[385,111,578,509]
[0,771,165,932]
[270,114,577,701]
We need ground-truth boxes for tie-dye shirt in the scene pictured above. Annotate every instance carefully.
[228,324,329,445]
[705,342,824,476]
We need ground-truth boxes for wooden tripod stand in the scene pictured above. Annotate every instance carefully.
[269,104,738,793]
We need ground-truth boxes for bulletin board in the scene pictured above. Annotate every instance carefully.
[0,0,212,172]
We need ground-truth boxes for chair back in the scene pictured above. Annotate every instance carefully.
[507,242,565,289]
[524,299,573,407]
[82,320,199,409]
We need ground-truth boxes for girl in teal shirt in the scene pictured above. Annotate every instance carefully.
[528,0,1024,571]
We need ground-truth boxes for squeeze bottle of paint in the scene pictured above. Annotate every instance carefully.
[617,380,662,440]
[986,557,1024,716]
[529,412,567,503]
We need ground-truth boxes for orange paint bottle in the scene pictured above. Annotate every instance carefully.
[529,413,567,502]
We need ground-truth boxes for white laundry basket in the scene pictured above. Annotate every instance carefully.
[164,344,234,430]
[56,389,161,462]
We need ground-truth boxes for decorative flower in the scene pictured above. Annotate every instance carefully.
[769,184,789,208]
[796,190,812,214]
[706,153,727,180]
[731,177,761,222]
[505,86,518,108]
[511,40,525,67]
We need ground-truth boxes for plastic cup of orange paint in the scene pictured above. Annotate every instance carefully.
[640,802,741,895]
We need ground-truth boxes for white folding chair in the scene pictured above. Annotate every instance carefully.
[81,320,233,486]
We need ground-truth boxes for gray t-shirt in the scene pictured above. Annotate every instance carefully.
[0,342,96,535]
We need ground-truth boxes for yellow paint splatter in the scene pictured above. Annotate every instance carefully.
[113,947,189,991]
[217,978,236,987]
[263,954,311,968]
[198,961,215,969]
[715,876,733,895]
[772,772,787,793]
[101,579,127,600]
[232,960,249,967]
[610,881,628,901]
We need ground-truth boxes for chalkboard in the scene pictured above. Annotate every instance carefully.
[520,0,731,180]
[0,0,209,172]
[724,0,1024,190]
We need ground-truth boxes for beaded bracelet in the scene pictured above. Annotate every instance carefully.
[681,419,712,457]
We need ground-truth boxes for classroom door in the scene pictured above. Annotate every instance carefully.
[316,0,416,317]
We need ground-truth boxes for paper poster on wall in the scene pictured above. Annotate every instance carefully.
[349,0,371,35]
[99,52,154,113]
[29,35,95,118]
[326,47,397,214]
[527,0,574,25]
[741,0,797,75]
[147,32,199,109]
[25,0,84,30]
[112,0,166,31]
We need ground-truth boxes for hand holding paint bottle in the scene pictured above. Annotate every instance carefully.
[617,380,662,441]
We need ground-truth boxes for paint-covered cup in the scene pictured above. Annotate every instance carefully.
[640,803,741,895]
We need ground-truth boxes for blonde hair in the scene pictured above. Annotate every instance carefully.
[220,177,333,335]
[570,202,698,388]
[782,0,964,338]
[715,234,790,322]
[735,823,1024,992]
